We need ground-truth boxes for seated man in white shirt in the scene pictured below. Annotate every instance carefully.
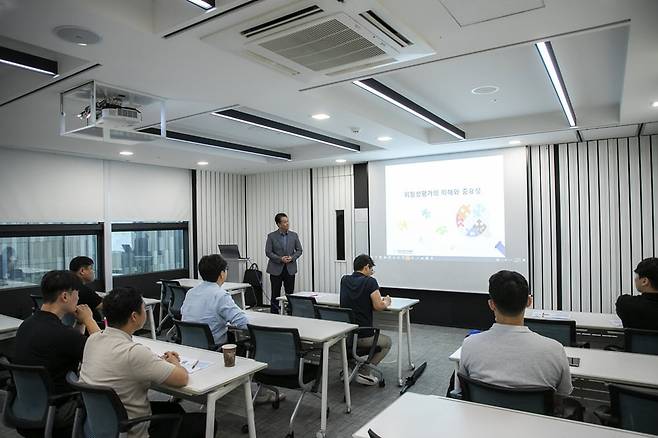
[181,254,283,403]
[459,270,573,396]
[80,287,208,438]
[181,254,249,346]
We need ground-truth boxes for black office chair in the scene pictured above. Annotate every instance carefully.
[164,285,187,340]
[287,295,318,319]
[248,324,321,438]
[524,318,588,348]
[29,294,43,313]
[0,357,78,438]
[67,372,182,438]
[156,279,180,335]
[624,328,658,355]
[606,383,658,435]
[315,305,385,387]
[172,319,219,351]
[457,372,554,415]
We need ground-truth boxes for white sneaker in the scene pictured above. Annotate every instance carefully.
[356,373,379,386]
[254,390,286,405]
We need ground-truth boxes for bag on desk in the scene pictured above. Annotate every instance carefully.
[243,263,263,308]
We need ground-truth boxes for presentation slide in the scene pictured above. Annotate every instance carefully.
[369,148,529,293]
[385,155,505,259]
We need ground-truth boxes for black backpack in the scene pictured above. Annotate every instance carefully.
[243,263,264,308]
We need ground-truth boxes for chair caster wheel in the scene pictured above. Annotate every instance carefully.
[379,379,386,388]
[241,424,249,434]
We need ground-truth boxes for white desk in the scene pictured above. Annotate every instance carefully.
[134,336,267,438]
[98,292,160,340]
[278,292,419,386]
[246,310,357,438]
[449,346,658,390]
[0,314,22,341]
[525,308,623,330]
[353,392,653,438]
[170,279,251,309]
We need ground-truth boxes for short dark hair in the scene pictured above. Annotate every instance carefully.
[488,270,530,316]
[198,254,228,282]
[69,256,94,272]
[353,254,375,272]
[635,257,658,290]
[102,287,144,327]
[41,270,82,303]
[275,213,288,225]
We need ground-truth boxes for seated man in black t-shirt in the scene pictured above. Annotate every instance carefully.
[14,270,101,437]
[616,257,658,330]
[70,256,103,322]
[340,254,392,386]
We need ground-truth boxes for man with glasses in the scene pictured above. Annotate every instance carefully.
[340,254,392,386]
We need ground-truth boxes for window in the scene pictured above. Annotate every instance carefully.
[111,223,188,276]
[0,224,102,290]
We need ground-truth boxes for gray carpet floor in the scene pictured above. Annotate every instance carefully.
[0,323,467,438]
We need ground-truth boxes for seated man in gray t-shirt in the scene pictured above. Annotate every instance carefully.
[459,270,572,396]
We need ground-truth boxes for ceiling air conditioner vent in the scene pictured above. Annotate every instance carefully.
[358,10,412,48]
[240,5,324,38]
[201,0,435,82]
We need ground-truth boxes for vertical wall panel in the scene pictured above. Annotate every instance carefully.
[195,171,246,262]
[312,165,354,294]
[529,135,656,314]
[246,169,312,302]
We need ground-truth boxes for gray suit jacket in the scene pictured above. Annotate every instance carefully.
[265,230,303,275]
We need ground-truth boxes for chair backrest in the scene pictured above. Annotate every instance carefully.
[524,318,576,347]
[159,279,180,307]
[457,372,554,415]
[287,295,318,319]
[167,285,187,319]
[248,324,301,377]
[173,319,215,350]
[0,357,54,429]
[624,328,658,355]
[30,294,43,313]
[609,383,658,435]
[315,305,357,349]
[66,372,127,438]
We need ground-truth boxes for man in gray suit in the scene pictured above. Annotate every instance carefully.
[266,213,303,304]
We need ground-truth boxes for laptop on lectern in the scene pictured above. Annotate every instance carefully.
[218,244,243,260]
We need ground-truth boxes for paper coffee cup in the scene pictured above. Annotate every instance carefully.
[222,343,237,367]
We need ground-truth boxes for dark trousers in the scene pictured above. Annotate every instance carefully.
[270,266,295,313]
[149,401,210,438]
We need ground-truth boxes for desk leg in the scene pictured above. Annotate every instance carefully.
[279,300,285,315]
[205,391,219,438]
[148,306,157,340]
[243,378,256,438]
[405,309,414,371]
[397,311,403,386]
[319,341,329,438]
[340,337,352,413]
[240,290,246,309]
[453,361,461,393]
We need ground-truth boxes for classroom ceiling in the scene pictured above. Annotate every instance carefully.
[0,0,656,173]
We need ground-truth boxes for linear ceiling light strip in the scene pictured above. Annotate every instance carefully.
[352,78,465,140]
[140,127,291,160]
[212,109,361,152]
[0,46,58,76]
[535,41,577,127]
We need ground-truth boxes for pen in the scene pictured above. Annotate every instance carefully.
[191,360,199,369]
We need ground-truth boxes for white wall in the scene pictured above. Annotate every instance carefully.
[246,169,313,302]
[312,165,354,293]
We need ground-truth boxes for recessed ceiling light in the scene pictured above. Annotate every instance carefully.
[119,151,133,156]
[54,26,102,46]
[311,113,331,120]
[471,85,499,95]
[377,136,393,142]
[652,101,658,108]
[509,140,522,145]
[335,159,347,163]
[76,43,87,46]
[197,161,209,166]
